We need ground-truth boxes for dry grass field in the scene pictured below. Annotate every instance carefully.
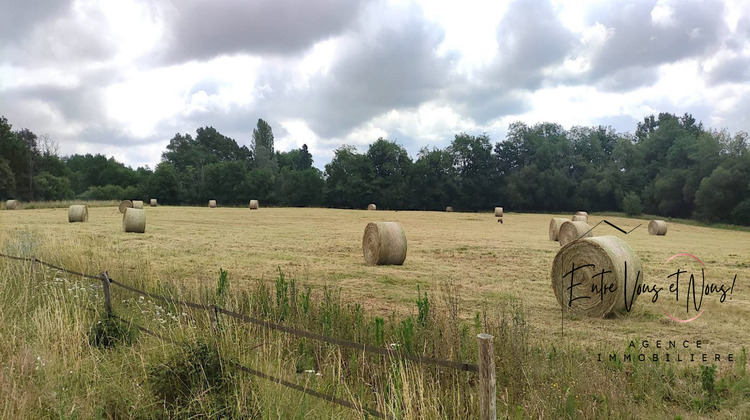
[2,205,748,360]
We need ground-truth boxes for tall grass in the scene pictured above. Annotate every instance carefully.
[1,229,749,418]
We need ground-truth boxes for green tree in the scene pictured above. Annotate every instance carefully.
[410,147,456,210]
[33,172,74,200]
[252,119,277,172]
[448,133,496,210]
[147,162,182,204]
[324,145,374,208]
[366,138,412,209]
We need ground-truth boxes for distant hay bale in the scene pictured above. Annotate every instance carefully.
[572,214,588,222]
[122,208,146,233]
[132,200,144,209]
[575,211,588,217]
[648,220,668,236]
[445,206,453,212]
[208,200,217,208]
[494,207,503,217]
[150,199,157,207]
[367,203,377,211]
[249,200,259,210]
[68,205,88,223]
[118,200,133,214]
[551,236,642,317]
[548,218,569,241]
[5,200,20,210]
[558,220,592,246]
[362,222,407,265]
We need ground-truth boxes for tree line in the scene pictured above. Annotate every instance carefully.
[1,113,748,225]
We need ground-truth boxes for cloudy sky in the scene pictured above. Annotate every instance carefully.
[1,0,748,170]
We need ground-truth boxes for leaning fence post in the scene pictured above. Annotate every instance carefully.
[477,333,496,420]
[30,256,36,283]
[101,271,113,316]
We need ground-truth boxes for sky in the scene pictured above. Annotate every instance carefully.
[1,0,749,170]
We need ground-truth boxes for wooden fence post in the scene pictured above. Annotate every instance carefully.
[30,256,36,283]
[477,333,496,420]
[101,271,113,316]
[209,305,219,335]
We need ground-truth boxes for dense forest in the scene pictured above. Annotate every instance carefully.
[1,113,749,225]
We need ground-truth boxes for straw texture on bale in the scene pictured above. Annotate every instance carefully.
[5,200,20,210]
[208,200,217,208]
[494,207,503,217]
[68,205,88,223]
[648,220,668,236]
[118,200,133,214]
[551,236,642,317]
[249,199,259,209]
[150,199,157,207]
[575,211,588,217]
[122,208,146,233]
[362,222,407,265]
[445,206,453,212]
[548,218,569,241]
[558,220,592,246]
[572,214,588,222]
[367,203,377,211]
[132,200,144,209]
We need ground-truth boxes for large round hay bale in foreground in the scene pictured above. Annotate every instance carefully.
[132,200,144,209]
[68,205,88,223]
[118,200,133,214]
[494,207,503,217]
[558,220,592,246]
[249,199,259,209]
[572,214,588,222]
[5,200,20,210]
[367,203,377,211]
[150,199,157,207]
[362,222,407,265]
[551,236,642,317]
[549,218,569,241]
[208,200,217,208]
[445,206,453,212]
[648,220,668,235]
[122,208,146,233]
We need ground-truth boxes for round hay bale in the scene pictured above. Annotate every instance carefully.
[367,203,377,211]
[150,199,157,207]
[132,200,144,209]
[445,206,454,212]
[5,199,20,210]
[362,222,407,265]
[558,220,592,246]
[548,218,569,241]
[68,205,88,223]
[208,200,217,208]
[494,207,503,217]
[572,214,588,222]
[575,211,588,217]
[648,220,668,236]
[551,236,642,317]
[249,199,259,210]
[122,208,146,233]
[118,200,133,214]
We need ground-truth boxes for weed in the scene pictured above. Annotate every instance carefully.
[88,315,139,349]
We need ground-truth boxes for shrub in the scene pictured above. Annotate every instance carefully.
[147,339,243,418]
[89,315,139,349]
[622,192,643,216]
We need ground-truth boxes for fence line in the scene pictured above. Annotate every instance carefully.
[0,251,490,417]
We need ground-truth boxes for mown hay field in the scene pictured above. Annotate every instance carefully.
[1,206,748,358]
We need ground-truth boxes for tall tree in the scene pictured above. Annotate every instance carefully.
[252,119,277,171]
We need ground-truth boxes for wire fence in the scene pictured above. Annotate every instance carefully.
[0,251,494,418]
